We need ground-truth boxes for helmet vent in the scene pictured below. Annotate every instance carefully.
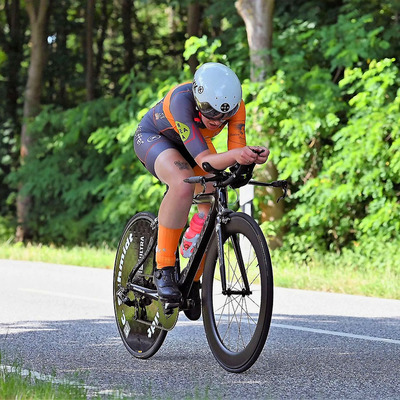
[221,103,230,112]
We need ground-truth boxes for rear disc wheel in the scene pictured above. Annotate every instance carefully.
[113,212,173,359]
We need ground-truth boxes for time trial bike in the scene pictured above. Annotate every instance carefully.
[113,161,287,373]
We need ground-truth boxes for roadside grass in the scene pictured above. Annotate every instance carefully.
[0,351,209,400]
[0,242,114,269]
[0,355,89,400]
[272,241,400,300]
[273,258,399,299]
[0,240,399,299]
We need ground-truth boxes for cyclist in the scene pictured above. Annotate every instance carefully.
[133,62,269,318]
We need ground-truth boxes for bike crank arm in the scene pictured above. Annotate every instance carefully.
[120,282,189,312]
[127,282,158,301]
[117,283,179,331]
[116,283,158,306]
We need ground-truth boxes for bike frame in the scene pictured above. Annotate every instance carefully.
[178,183,235,301]
[121,183,238,308]
[121,167,287,308]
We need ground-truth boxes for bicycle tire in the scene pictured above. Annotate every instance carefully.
[113,212,167,359]
[202,212,273,373]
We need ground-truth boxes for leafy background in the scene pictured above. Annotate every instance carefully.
[1,0,399,266]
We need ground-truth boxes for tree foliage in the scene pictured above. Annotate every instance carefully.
[1,0,399,254]
[244,1,400,252]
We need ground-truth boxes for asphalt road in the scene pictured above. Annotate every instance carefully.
[1,260,399,399]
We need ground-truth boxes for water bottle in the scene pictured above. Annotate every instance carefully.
[180,212,206,258]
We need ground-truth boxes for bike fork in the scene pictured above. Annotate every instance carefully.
[215,215,227,293]
[215,215,252,296]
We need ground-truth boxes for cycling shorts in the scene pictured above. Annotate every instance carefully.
[134,122,199,179]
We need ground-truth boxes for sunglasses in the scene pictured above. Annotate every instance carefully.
[198,102,239,121]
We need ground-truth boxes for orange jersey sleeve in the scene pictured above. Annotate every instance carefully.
[227,100,246,150]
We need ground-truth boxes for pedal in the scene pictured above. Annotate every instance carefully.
[117,288,136,307]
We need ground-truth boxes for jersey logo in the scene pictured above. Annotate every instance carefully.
[176,121,190,141]
[147,135,161,143]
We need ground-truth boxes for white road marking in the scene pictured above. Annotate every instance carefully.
[19,288,109,304]
[271,323,400,345]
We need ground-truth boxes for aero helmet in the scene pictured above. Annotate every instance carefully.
[192,62,242,120]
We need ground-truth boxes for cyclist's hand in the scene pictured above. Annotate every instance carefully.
[249,146,270,164]
[235,146,259,165]
[234,146,270,165]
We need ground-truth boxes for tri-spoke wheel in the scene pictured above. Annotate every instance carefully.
[202,213,273,373]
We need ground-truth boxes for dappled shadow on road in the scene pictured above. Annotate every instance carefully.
[0,317,121,371]
[261,312,400,399]
[0,317,151,397]
[1,312,400,399]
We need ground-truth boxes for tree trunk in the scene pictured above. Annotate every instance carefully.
[95,0,109,87]
[4,0,23,123]
[86,0,95,101]
[121,0,134,73]
[236,0,274,81]
[236,0,283,248]
[187,1,203,74]
[57,5,67,106]
[16,0,51,242]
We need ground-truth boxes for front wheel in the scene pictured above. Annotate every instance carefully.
[202,212,273,373]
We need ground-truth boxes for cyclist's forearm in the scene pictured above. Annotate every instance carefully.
[195,147,268,170]
[195,149,238,171]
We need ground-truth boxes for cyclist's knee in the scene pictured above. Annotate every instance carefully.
[169,178,195,200]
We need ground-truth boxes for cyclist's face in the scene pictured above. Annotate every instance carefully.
[200,113,225,130]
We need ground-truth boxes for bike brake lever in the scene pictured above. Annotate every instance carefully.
[275,180,288,203]
[249,179,288,202]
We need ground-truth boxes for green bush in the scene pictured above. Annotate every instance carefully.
[6,70,186,246]
[5,0,400,253]
[280,59,400,252]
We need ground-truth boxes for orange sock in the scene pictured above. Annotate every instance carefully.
[156,224,183,269]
